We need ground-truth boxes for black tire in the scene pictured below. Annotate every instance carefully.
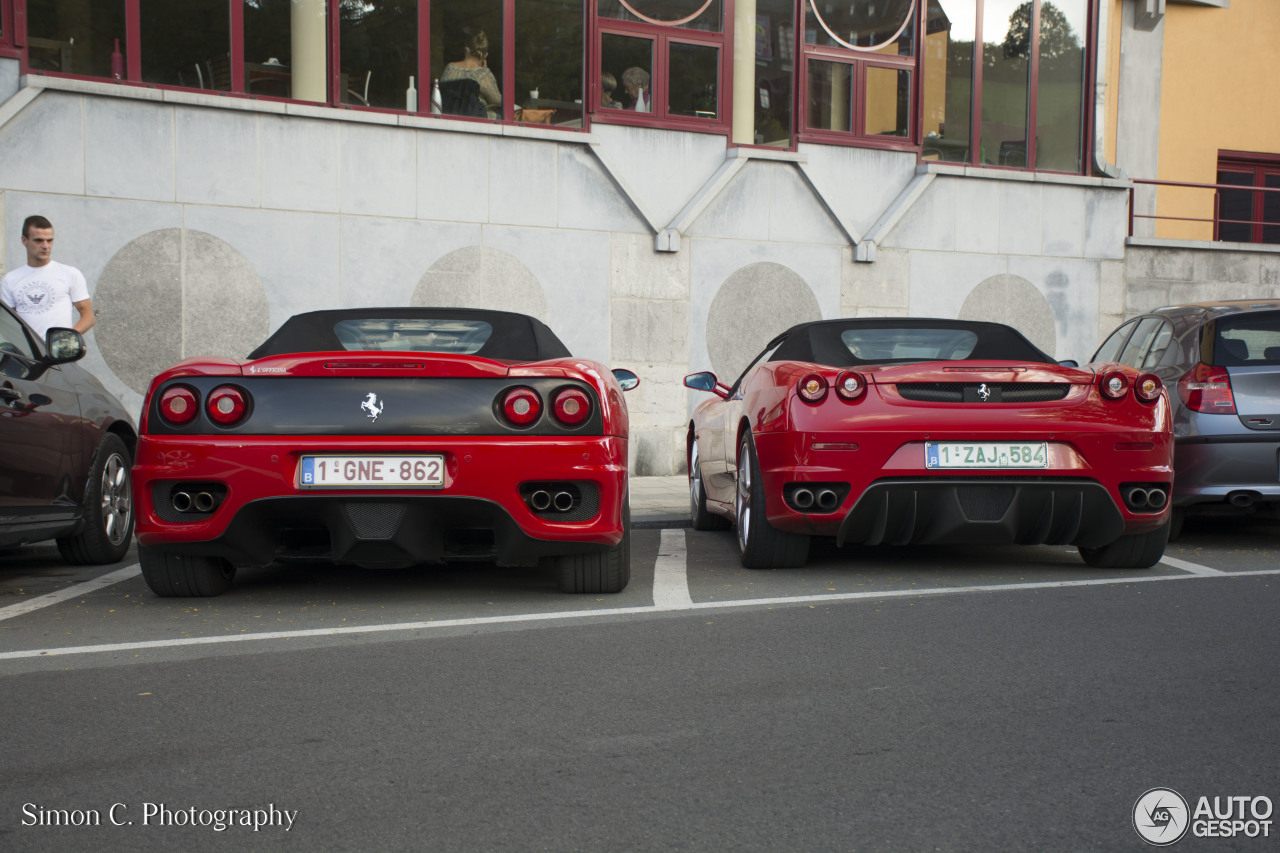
[1078,520,1170,569]
[689,439,730,531]
[554,495,631,594]
[138,545,237,597]
[736,432,809,569]
[56,433,134,564]
[1167,507,1185,541]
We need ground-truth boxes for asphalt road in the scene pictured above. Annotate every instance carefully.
[1,516,1277,852]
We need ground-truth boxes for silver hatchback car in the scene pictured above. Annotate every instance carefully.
[1091,300,1280,536]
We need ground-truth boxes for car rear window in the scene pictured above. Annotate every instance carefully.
[839,328,980,362]
[333,319,494,354]
[1213,311,1280,366]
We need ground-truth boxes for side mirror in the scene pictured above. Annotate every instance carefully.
[45,328,86,364]
[612,368,640,391]
[684,371,719,392]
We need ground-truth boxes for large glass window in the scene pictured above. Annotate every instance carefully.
[514,0,585,126]
[1034,0,1086,172]
[749,0,795,146]
[340,0,418,110]
[430,0,503,119]
[26,0,127,78]
[921,0,973,162]
[141,0,231,90]
[595,0,726,128]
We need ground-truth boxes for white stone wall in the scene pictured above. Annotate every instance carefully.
[2,70,1145,475]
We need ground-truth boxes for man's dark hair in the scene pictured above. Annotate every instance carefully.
[22,215,53,238]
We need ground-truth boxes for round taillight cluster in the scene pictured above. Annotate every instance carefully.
[206,385,249,425]
[502,387,542,426]
[1099,370,1129,400]
[797,373,828,403]
[1134,373,1163,403]
[553,388,591,425]
[159,385,199,425]
[835,371,867,401]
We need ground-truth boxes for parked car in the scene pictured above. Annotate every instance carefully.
[685,317,1173,569]
[1090,300,1280,536]
[132,308,638,597]
[0,302,136,563]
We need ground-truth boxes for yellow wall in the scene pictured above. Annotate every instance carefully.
[1157,1,1280,240]
[1104,0,1122,167]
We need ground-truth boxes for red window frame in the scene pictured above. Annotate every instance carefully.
[1216,151,1280,245]
[795,0,920,151]
[590,1,733,135]
[1,0,21,58]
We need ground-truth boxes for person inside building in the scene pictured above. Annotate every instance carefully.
[621,66,650,112]
[601,71,622,109]
[440,30,502,119]
[1,215,95,343]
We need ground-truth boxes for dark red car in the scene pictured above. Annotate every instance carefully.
[685,318,1174,570]
[133,308,637,597]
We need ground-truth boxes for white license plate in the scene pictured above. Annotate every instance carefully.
[925,442,1048,469]
[299,455,445,488]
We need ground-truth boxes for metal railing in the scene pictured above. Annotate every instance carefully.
[1128,177,1280,243]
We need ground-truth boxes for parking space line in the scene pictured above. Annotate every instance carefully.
[1159,555,1225,575]
[652,528,692,609]
[0,564,141,623]
[3,567,1278,662]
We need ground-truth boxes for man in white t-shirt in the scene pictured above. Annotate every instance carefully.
[1,215,96,343]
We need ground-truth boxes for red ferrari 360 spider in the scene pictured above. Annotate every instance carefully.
[685,318,1174,570]
[133,308,637,597]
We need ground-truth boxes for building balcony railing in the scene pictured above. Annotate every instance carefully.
[1129,177,1280,246]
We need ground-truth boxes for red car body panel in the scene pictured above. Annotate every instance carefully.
[690,322,1174,555]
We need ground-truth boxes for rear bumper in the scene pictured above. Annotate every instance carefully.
[1173,437,1280,506]
[133,435,628,565]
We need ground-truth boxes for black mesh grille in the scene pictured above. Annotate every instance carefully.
[343,502,407,539]
[896,382,1070,403]
[957,485,1016,521]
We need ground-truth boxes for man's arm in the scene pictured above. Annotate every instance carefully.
[72,298,95,334]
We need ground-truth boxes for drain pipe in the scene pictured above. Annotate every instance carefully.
[1092,0,1125,180]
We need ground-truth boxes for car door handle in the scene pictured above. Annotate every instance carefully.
[0,385,20,402]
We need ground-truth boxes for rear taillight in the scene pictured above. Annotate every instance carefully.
[1178,363,1236,413]
[1099,370,1129,400]
[159,385,199,425]
[1134,373,1163,404]
[206,385,249,426]
[797,373,828,403]
[552,388,591,425]
[502,387,542,426]
[834,371,866,402]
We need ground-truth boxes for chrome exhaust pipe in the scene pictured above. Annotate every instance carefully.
[1146,488,1167,510]
[1126,487,1149,509]
[792,488,815,510]
[1229,491,1256,508]
[193,491,216,513]
[529,490,552,512]
[172,491,193,513]
[816,489,840,511]
[552,491,575,512]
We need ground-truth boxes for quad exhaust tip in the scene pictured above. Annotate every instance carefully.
[792,488,815,509]
[171,489,221,514]
[1124,486,1168,511]
[526,487,578,514]
[816,489,840,511]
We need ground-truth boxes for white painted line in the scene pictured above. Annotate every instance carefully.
[0,564,141,623]
[652,528,692,609]
[1159,555,1224,575]
[3,567,1279,662]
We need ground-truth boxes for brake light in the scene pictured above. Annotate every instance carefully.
[797,373,828,403]
[502,387,542,426]
[206,385,249,426]
[1134,373,1163,404]
[552,388,591,425]
[1178,363,1236,413]
[1099,371,1129,400]
[834,371,866,402]
[159,385,199,425]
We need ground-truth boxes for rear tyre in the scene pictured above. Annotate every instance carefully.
[1167,507,1186,541]
[737,433,809,569]
[139,545,237,597]
[56,433,134,565]
[690,440,729,531]
[554,495,631,594]
[1077,520,1170,569]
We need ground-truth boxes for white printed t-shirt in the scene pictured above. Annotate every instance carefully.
[1,260,90,341]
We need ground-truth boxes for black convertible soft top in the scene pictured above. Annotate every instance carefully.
[768,318,1056,367]
[247,308,572,361]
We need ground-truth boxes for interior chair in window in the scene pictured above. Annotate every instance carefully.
[437,78,487,118]
[205,54,232,91]
[344,70,372,106]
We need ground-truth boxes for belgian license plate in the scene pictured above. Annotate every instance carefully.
[925,442,1048,469]
[299,455,445,488]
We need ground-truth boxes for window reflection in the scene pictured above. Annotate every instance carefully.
[599,0,722,33]
[805,0,916,55]
[922,0,974,162]
[141,0,230,90]
[807,60,852,133]
[340,0,418,110]
[864,66,909,137]
[980,0,1029,167]
[601,32,653,112]
[431,0,503,119]
[26,0,126,79]
[751,0,794,146]
[668,41,716,119]
[1034,0,1086,172]
[515,0,584,126]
